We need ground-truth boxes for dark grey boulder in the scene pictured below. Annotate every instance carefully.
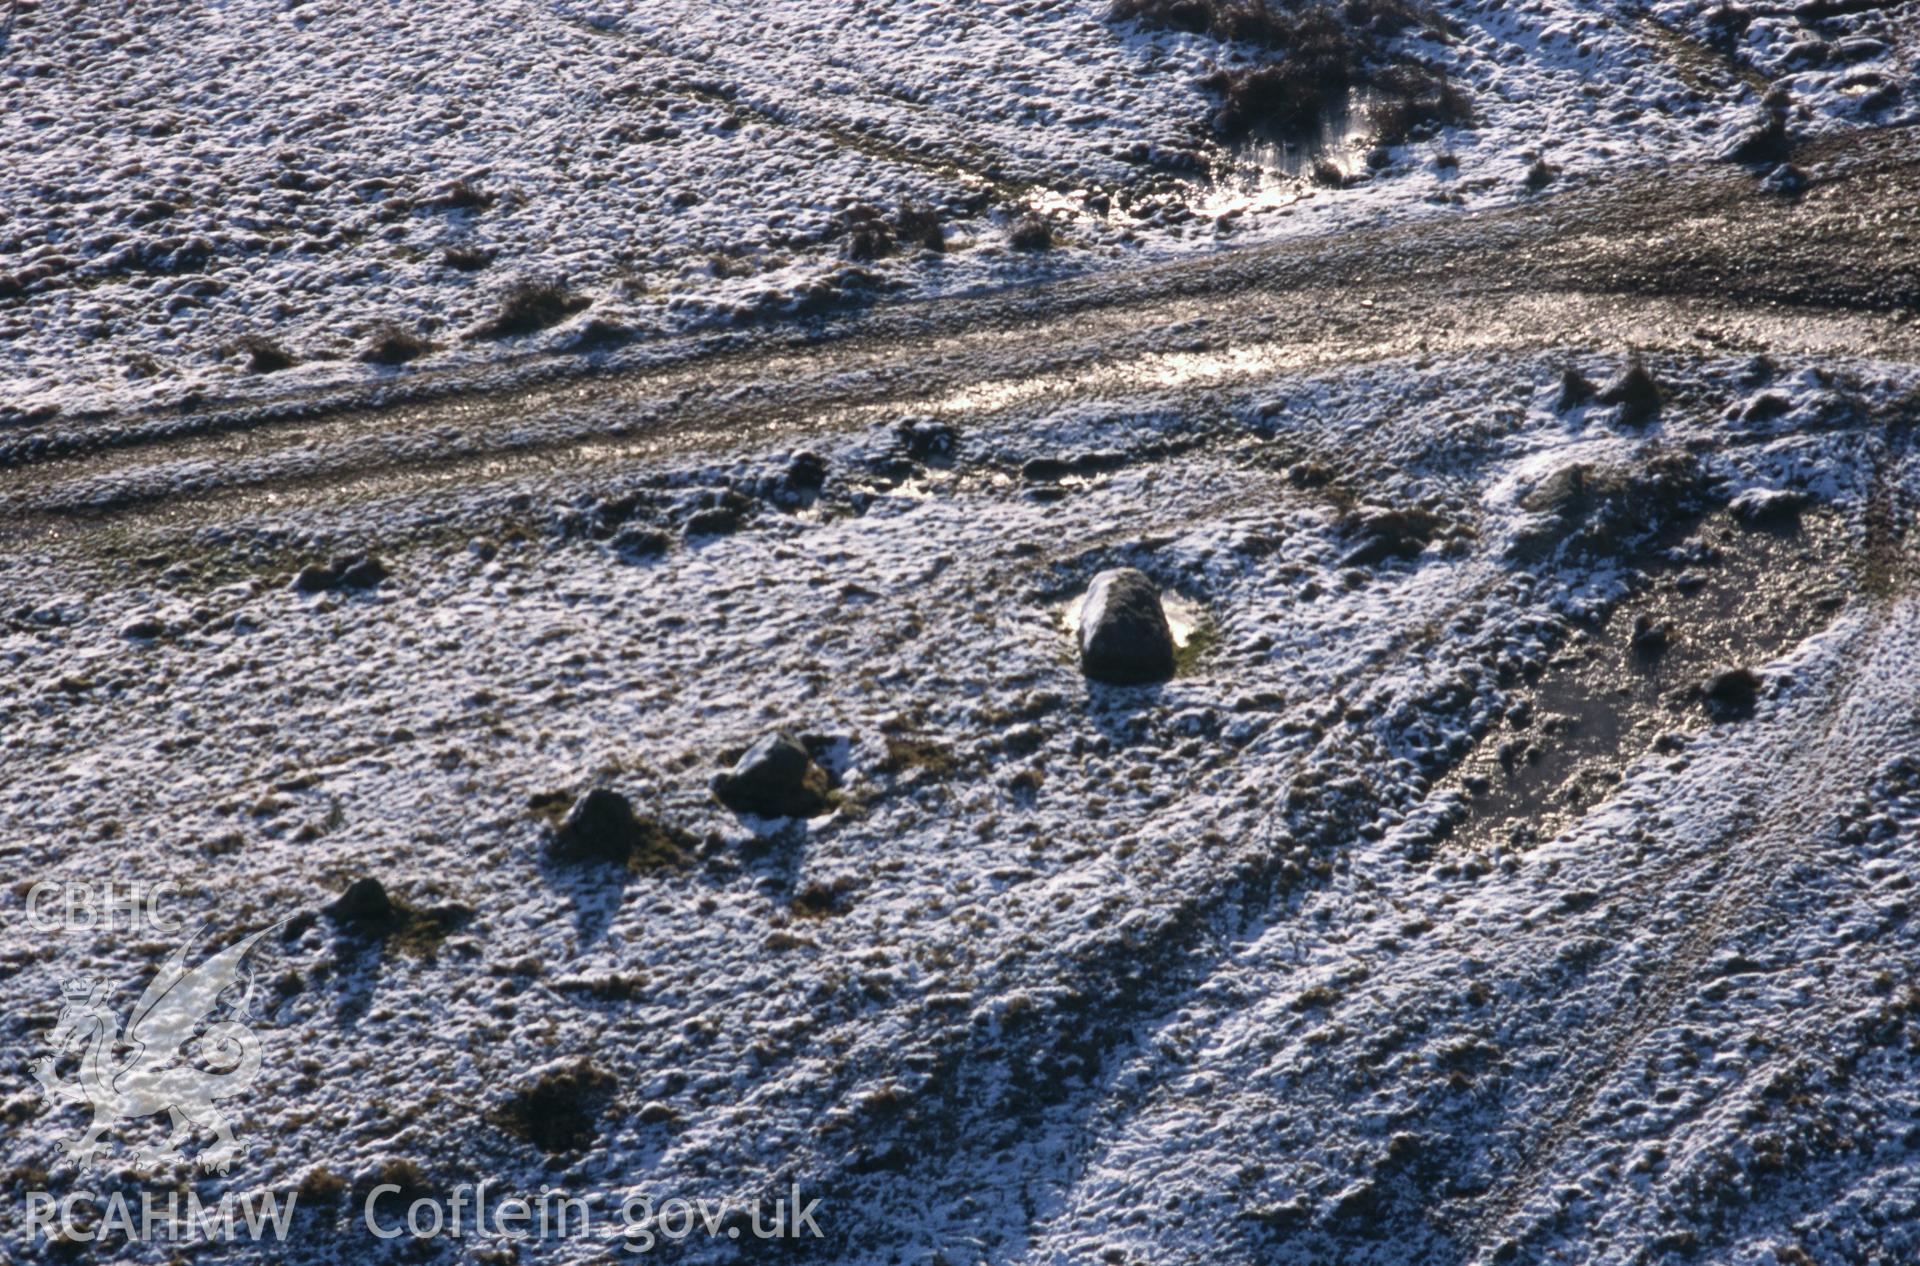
[552,788,647,864]
[713,733,832,818]
[1597,362,1662,427]
[1701,666,1761,720]
[1077,568,1175,685]
[325,877,397,929]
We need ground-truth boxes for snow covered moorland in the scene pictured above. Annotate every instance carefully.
[0,0,1911,419]
[3,0,1920,1264]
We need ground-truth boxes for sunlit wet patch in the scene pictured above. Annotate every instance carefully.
[1061,585,1206,648]
[1195,85,1387,220]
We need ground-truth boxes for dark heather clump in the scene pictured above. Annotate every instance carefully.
[1598,361,1663,426]
[1009,214,1055,251]
[490,1061,617,1154]
[471,279,589,340]
[239,335,296,373]
[1116,0,1468,140]
[895,202,945,252]
[360,324,433,365]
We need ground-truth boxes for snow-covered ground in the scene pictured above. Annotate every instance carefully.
[5,0,1920,1261]
[2,0,1913,420]
[5,340,1920,1262]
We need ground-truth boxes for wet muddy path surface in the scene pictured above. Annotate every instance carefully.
[1,125,1916,538]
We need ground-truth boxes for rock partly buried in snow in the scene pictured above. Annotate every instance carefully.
[325,877,397,930]
[1340,507,1445,567]
[551,788,649,864]
[1729,487,1808,526]
[1556,367,1599,411]
[1076,568,1175,685]
[1700,666,1762,720]
[292,555,391,593]
[119,614,166,639]
[1597,362,1662,426]
[712,733,832,818]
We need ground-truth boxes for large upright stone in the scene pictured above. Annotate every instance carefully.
[1077,568,1175,685]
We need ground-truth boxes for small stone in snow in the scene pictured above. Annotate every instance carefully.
[336,556,390,589]
[552,788,647,864]
[712,733,832,818]
[1597,362,1662,427]
[325,877,397,929]
[120,615,165,639]
[1077,568,1175,685]
[1700,667,1761,720]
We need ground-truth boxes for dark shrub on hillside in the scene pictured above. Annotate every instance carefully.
[896,202,945,252]
[360,324,434,365]
[470,279,590,340]
[428,179,495,212]
[1009,214,1055,251]
[441,245,497,271]
[1196,7,1361,135]
[238,335,296,374]
[1368,64,1473,143]
[841,205,895,262]
[1114,0,1469,142]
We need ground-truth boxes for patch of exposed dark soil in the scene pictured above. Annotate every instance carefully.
[1442,509,1853,856]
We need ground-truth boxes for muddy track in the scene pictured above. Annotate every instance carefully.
[1462,583,1918,1260]
[2,126,1917,546]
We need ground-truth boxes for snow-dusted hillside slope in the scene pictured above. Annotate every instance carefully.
[4,338,1920,1262]
[1,0,1912,419]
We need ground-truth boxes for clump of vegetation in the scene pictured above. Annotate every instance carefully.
[841,204,895,262]
[237,335,296,374]
[352,1159,433,1215]
[427,178,495,212]
[488,1060,617,1155]
[295,1167,349,1205]
[1366,63,1473,144]
[468,276,587,340]
[839,202,946,261]
[879,734,959,780]
[1008,213,1054,251]
[895,202,946,252]
[441,244,497,272]
[359,323,434,365]
[470,278,591,340]
[1114,0,1469,143]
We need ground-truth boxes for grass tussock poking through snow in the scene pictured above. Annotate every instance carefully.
[237,334,297,374]
[359,324,435,366]
[470,278,591,341]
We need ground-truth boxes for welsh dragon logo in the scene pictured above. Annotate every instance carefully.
[33,925,275,1174]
